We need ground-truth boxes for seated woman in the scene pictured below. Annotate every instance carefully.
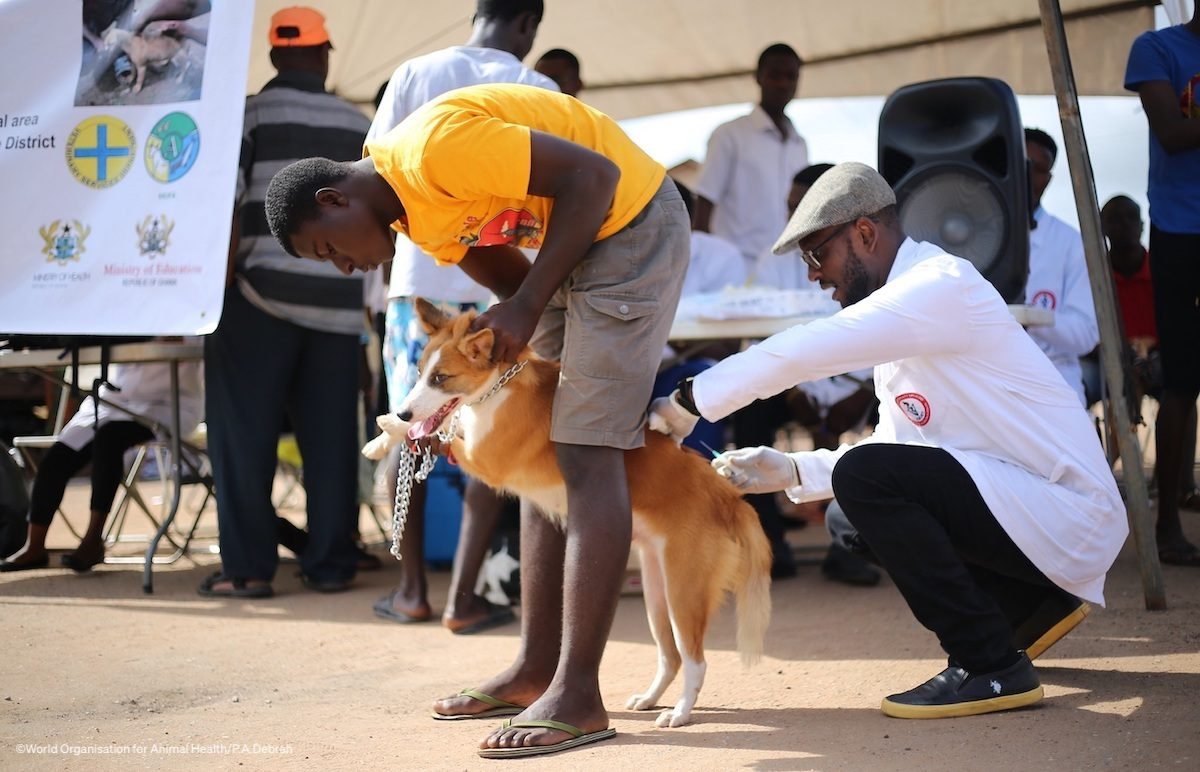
[0,358,203,572]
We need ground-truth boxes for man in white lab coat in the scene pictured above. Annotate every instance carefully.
[649,162,1126,719]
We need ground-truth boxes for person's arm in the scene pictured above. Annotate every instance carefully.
[1028,235,1099,357]
[691,259,975,422]
[692,125,734,232]
[470,130,619,362]
[456,245,532,300]
[1138,80,1200,154]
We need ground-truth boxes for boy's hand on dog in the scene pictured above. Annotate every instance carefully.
[712,446,800,493]
[471,298,539,363]
[648,391,700,444]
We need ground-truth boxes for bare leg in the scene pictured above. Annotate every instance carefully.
[433,499,564,716]
[443,477,508,631]
[376,445,430,621]
[1154,389,1199,555]
[2,523,50,566]
[481,444,628,751]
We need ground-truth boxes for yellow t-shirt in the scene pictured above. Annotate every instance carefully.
[363,83,666,266]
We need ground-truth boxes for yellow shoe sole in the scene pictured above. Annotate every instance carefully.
[1026,602,1091,660]
[881,685,1044,719]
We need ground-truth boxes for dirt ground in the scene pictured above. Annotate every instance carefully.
[1,477,1198,772]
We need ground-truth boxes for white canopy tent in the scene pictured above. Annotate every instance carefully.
[246,0,1154,117]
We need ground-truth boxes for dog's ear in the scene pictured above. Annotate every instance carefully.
[460,328,495,364]
[414,298,450,334]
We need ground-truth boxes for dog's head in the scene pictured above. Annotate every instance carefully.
[395,298,508,441]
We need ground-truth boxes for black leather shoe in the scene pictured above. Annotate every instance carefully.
[881,652,1042,719]
[821,544,881,586]
[1013,592,1090,660]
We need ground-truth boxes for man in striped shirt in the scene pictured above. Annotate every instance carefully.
[199,8,370,598]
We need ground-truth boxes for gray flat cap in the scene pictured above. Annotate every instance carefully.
[772,161,896,255]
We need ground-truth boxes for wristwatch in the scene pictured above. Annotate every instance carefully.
[675,376,702,417]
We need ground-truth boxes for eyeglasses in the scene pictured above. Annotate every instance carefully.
[800,222,851,271]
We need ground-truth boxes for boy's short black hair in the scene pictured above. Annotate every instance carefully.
[537,47,579,72]
[1024,128,1058,162]
[264,157,352,257]
[757,43,802,73]
[477,0,543,22]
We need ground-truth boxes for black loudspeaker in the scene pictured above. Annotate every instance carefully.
[878,77,1030,303]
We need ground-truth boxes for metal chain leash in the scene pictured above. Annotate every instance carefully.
[388,360,527,561]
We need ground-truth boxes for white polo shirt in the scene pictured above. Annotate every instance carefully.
[692,239,1125,605]
[1025,207,1099,405]
[682,231,747,297]
[695,105,808,264]
[368,46,559,304]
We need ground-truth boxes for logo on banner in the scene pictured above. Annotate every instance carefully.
[895,392,931,427]
[145,112,200,183]
[39,220,91,265]
[66,116,136,188]
[137,215,174,258]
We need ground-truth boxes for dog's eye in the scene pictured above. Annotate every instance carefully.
[430,372,448,386]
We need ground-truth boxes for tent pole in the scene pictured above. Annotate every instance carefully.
[1037,0,1165,609]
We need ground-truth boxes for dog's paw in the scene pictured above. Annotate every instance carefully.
[625,693,659,711]
[655,707,691,728]
[361,433,391,461]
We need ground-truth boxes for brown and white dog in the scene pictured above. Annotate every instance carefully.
[362,299,772,728]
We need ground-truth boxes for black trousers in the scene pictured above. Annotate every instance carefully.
[30,421,155,526]
[831,444,1059,672]
[732,393,793,559]
[205,286,360,583]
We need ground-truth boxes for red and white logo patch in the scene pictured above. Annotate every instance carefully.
[895,392,931,427]
[1029,290,1057,310]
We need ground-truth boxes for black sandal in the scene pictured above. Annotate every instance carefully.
[196,572,274,598]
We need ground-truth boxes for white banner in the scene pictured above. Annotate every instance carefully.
[0,0,252,335]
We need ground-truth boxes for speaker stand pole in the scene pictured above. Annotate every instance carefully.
[1037,0,1166,610]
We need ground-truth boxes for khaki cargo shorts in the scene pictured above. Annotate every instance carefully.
[529,176,690,449]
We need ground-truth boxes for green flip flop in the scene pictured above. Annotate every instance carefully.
[430,688,524,721]
[477,719,616,759]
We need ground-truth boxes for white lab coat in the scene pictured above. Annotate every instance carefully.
[1025,207,1099,404]
[58,361,204,451]
[692,239,1125,605]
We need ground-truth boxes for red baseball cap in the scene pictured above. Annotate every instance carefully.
[269,7,332,48]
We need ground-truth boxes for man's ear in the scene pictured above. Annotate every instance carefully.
[414,298,450,334]
[314,187,347,207]
[460,328,495,364]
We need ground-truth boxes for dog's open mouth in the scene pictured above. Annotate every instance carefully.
[406,398,460,441]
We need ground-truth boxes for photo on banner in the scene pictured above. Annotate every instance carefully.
[75,0,208,106]
[0,0,253,336]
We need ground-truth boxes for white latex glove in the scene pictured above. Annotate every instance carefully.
[712,446,800,494]
[647,390,700,444]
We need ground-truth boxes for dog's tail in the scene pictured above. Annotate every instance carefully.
[734,503,773,667]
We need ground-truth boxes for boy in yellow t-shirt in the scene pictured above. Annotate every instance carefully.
[265,83,690,758]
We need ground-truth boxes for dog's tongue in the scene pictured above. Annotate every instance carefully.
[406,399,459,441]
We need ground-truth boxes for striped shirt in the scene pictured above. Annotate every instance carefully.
[235,71,371,335]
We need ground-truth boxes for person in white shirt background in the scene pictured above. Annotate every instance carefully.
[533,47,582,98]
[693,43,809,277]
[747,163,880,586]
[649,162,1125,719]
[366,0,558,637]
[690,45,808,578]
[1023,128,1100,405]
